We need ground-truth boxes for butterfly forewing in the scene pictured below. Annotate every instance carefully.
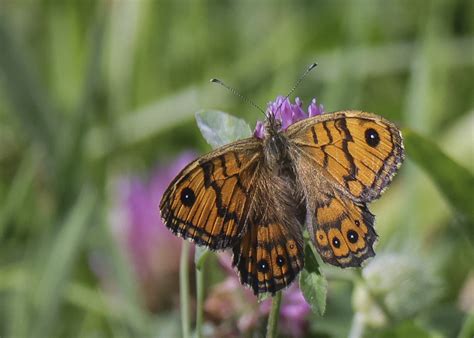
[286,111,404,202]
[159,138,262,250]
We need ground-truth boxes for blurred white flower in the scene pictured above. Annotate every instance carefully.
[352,252,442,328]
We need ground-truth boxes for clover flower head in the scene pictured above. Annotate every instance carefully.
[253,96,324,139]
[353,252,442,328]
[97,152,196,312]
[205,253,311,337]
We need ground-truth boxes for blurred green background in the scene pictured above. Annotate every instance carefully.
[0,1,473,338]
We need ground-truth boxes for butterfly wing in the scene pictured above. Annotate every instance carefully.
[232,219,305,295]
[311,188,377,267]
[286,111,404,202]
[159,138,262,250]
[285,111,403,267]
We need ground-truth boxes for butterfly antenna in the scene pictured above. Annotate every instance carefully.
[276,62,318,113]
[210,78,267,117]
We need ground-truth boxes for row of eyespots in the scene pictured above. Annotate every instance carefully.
[256,254,287,273]
[256,239,298,273]
[315,220,364,256]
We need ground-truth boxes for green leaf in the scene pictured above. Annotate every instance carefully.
[195,110,252,148]
[403,128,474,236]
[303,239,321,273]
[299,241,327,316]
[299,269,328,316]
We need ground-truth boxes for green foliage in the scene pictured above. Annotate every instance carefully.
[300,242,328,316]
[31,190,97,338]
[381,320,443,338]
[404,128,474,235]
[458,312,474,338]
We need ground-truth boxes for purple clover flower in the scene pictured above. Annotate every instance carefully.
[254,96,324,139]
[102,151,196,311]
[260,286,311,337]
[205,253,311,337]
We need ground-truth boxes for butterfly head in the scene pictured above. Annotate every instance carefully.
[265,112,282,137]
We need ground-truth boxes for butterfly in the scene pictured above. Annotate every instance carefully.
[160,104,404,295]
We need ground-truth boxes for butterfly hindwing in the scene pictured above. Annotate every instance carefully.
[286,111,404,202]
[159,138,262,250]
[311,190,377,267]
[232,218,305,295]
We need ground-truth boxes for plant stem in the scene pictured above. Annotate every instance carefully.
[354,271,394,325]
[195,262,205,338]
[266,291,282,338]
[348,313,366,338]
[179,241,190,338]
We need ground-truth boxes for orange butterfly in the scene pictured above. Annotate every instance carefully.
[160,90,404,296]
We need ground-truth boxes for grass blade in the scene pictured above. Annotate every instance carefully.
[0,16,56,152]
[30,188,97,338]
[404,128,474,237]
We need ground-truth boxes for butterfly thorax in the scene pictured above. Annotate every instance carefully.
[263,130,291,170]
[263,115,289,167]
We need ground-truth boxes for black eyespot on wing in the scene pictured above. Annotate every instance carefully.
[257,259,270,273]
[276,255,285,267]
[180,187,196,207]
[332,237,341,248]
[347,230,359,243]
[365,128,380,147]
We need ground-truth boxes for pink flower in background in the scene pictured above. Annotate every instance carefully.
[254,96,324,139]
[260,285,311,337]
[103,151,196,312]
[205,253,311,337]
